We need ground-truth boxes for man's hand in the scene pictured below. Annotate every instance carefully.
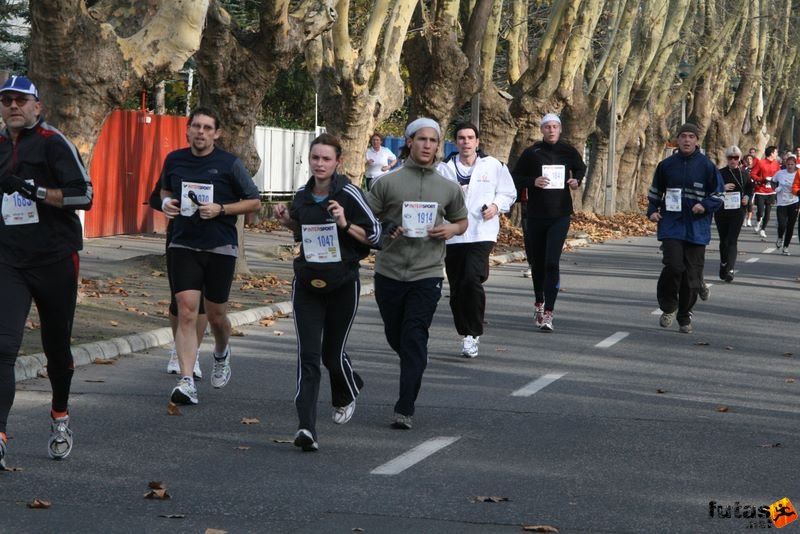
[691,203,706,215]
[534,176,549,188]
[481,203,499,220]
[567,178,580,190]
[0,175,37,199]
[161,198,179,219]
[724,183,736,192]
[649,211,662,222]
[428,222,461,240]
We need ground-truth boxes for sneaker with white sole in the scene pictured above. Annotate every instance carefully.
[534,302,545,328]
[461,335,479,358]
[193,350,202,380]
[522,268,532,278]
[540,311,554,332]
[679,323,693,334]
[170,377,198,405]
[783,247,791,256]
[391,413,413,430]
[759,229,767,239]
[48,415,73,460]
[211,345,231,389]
[166,348,179,374]
[293,429,318,451]
[659,310,676,328]
[0,435,7,470]
[332,400,356,424]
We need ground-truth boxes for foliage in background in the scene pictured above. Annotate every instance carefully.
[0,0,29,72]
[258,57,316,130]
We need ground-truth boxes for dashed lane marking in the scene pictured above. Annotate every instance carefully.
[371,437,460,475]
[511,372,566,397]
[595,331,629,348]
[746,258,760,263]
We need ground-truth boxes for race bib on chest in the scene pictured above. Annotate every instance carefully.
[181,181,214,217]
[402,201,438,238]
[542,165,565,189]
[666,188,682,212]
[301,223,341,263]
[2,184,39,226]
[723,192,741,210]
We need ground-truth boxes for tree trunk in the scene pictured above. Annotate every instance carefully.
[28,0,209,165]
[307,0,417,183]
[195,0,337,174]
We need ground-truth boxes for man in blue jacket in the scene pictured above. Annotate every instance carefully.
[647,123,723,334]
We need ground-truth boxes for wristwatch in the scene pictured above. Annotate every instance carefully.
[219,203,226,216]
[36,187,47,201]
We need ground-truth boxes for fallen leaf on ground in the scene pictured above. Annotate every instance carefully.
[694,341,710,346]
[760,443,782,448]
[260,318,275,327]
[230,329,244,337]
[725,346,734,351]
[786,378,795,383]
[273,330,284,336]
[27,499,51,509]
[93,358,114,365]
[204,529,229,534]
[84,379,105,383]
[472,496,509,503]
[144,482,170,500]
[151,270,165,277]
[716,405,729,412]
[36,369,48,378]
[495,348,508,352]
[158,514,186,519]
[126,307,138,312]
[522,526,559,533]
[167,403,181,416]
[158,300,170,305]
[656,389,667,394]
[272,439,292,444]
[229,302,243,309]
[109,321,119,327]
[352,529,365,533]
[240,417,260,425]
[235,446,250,451]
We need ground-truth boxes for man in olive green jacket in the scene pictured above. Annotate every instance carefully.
[367,117,468,430]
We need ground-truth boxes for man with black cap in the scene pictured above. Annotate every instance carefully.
[367,117,468,430]
[0,75,93,467]
[647,123,723,334]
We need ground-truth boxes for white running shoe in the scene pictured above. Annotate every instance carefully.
[193,349,202,380]
[540,311,554,332]
[333,400,356,424]
[170,377,198,405]
[759,229,767,239]
[461,335,479,358]
[211,345,231,389]
[534,302,545,328]
[48,414,73,460]
[166,348,179,374]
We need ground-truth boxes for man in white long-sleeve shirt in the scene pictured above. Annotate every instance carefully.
[442,122,517,358]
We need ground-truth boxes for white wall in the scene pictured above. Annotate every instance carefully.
[252,126,316,198]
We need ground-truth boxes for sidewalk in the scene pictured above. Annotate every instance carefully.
[14,227,588,382]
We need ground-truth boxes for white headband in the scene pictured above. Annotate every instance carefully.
[541,113,561,126]
[405,117,441,139]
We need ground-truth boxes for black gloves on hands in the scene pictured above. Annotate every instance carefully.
[0,174,37,200]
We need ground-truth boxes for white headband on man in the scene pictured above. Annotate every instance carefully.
[405,117,441,139]
[541,113,561,126]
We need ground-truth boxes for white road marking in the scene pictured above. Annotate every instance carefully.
[511,372,566,397]
[652,309,662,315]
[595,331,629,348]
[371,437,460,475]
[746,258,760,263]
[764,248,776,253]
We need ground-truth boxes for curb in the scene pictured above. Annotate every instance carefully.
[14,241,586,382]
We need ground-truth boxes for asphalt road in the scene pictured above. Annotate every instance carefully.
[3,226,799,534]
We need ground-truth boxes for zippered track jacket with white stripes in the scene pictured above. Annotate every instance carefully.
[647,148,723,245]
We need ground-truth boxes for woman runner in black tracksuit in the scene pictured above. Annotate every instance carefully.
[714,146,753,282]
[274,134,380,452]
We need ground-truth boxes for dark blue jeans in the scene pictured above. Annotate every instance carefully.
[374,273,442,417]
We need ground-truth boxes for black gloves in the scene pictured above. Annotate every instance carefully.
[0,174,37,200]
